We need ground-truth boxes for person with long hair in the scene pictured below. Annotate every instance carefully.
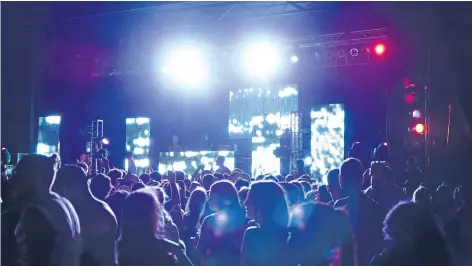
[183,188,208,265]
[371,201,452,266]
[183,188,207,244]
[241,181,292,266]
[197,180,247,266]
[117,188,192,266]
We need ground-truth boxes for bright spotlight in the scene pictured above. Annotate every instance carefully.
[101,138,109,145]
[290,55,299,63]
[242,42,280,79]
[162,45,210,87]
[374,44,386,56]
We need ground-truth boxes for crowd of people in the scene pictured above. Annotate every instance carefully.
[1,148,471,266]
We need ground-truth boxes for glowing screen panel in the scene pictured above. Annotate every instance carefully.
[309,104,345,178]
[158,151,235,175]
[229,85,298,139]
[125,117,151,174]
[251,143,280,177]
[37,116,61,156]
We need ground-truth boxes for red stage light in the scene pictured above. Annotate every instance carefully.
[405,93,415,104]
[374,44,386,56]
[414,123,425,134]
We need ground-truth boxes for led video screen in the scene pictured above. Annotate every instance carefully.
[37,116,61,156]
[158,151,235,175]
[229,85,299,139]
[252,143,280,177]
[309,104,345,178]
[126,117,151,174]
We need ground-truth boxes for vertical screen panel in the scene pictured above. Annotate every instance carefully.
[309,104,345,179]
[37,116,61,156]
[125,117,151,174]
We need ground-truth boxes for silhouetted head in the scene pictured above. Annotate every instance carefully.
[339,158,364,194]
[89,174,112,200]
[121,188,165,239]
[245,181,289,229]
[209,180,239,211]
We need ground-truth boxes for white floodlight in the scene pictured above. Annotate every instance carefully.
[162,45,210,88]
[241,42,281,79]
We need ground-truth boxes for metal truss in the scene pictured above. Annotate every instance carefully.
[91,27,388,76]
[284,28,388,49]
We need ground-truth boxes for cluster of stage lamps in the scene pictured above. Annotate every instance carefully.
[158,40,388,88]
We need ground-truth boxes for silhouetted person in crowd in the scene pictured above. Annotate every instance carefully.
[175,171,186,182]
[373,142,390,162]
[299,181,311,195]
[349,142,371,169]
[317,185,332,203]
[238,187,249,204]
[434,183,456,225]
[291,202,354,266]
[214,173,225,181]
[235,179,250,191]
[446,183,472,265]
[326,169,342,204]
[7,154,81,266]
[215,156,231,175]
[280,182,301,206]
[289,181,305,202]
[117,188,192,266]
[183,188,207,264]
[197,180,247,266]
[107,169,123,189]
[189,181,201,192]
[371,202,451,266]
[285,174,295,182]
[140,173,151,185]
[263,175,278,183]
[241,181,292,266]
[334,158,384,266]
[89,174,113,201]
[202,174,215,191]
[106,190,129,238]
[412,185,432,210]
[54,165,117,266]
[183,188,207,242]
[364,165,404,212]
[150,171,162,183]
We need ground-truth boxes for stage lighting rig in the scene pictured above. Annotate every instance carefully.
[86,120,109,174]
